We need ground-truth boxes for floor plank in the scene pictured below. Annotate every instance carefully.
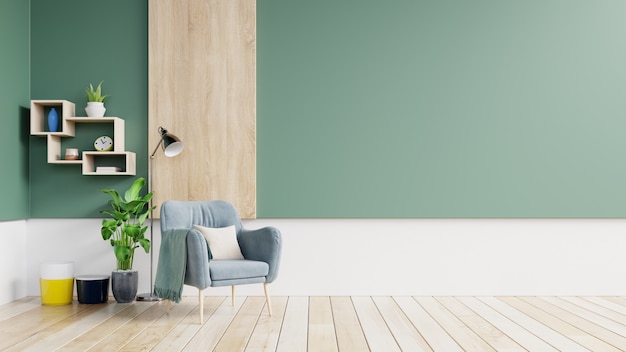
[435,296,525,351]
[457,296,559,351]
[245,296,289,352]
[0,297,41,323]
[394,296,463,352]
[330,296,370,352]
[214,296,266,352]
[479,296,588,352]
[520,296,626,350]
[541,297,626,338]
[307,296,338,352]
[602,296,626,309]
[0,302,89,350]
[582,297,626,316]
[351,296,400,352]
[1,296,626,351]
[150,296,225,352]
[562,297,626,329]
[87,302,167,351]
[374,296,432,352]
[119,297,199,351]
[415,296,492,352]
[6,303,127,352]
[181,296,245,351]
[275,296,309,352]
[499,296,621,352]
[57,301,154,351]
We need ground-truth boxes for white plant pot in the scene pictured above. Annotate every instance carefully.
[85,102,106,117]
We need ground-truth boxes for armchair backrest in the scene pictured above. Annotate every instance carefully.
[160,200,243,233]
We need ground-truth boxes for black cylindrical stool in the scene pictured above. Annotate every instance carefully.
[76,275,109,304]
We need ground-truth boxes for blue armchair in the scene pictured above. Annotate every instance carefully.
[160,200,282,323]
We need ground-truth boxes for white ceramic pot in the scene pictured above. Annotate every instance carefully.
[85,102,106,117]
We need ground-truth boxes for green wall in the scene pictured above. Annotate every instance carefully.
[29,0,148,218]
[0,0,30,221]
[257,0,626,218]
[21,0,626,219]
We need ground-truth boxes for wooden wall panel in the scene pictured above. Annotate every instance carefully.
[149,0,256,218]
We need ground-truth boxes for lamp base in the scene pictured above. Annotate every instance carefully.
[136,292,162,302]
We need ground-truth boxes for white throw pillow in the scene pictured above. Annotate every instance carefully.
[193,225,244,260]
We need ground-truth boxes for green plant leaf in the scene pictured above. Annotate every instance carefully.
[125,199,146,214]
[124,177,146,202]
[101,226,115,240]
[102,189,123,207]
[113,245,131,262]
[124,224,142,238]
[139,238,150,253]
[85,81,108,102]
[101,210,126,222]
[138,206,155,225]
[95,82,102,97]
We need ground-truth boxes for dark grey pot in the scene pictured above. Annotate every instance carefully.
[111,270,138,303]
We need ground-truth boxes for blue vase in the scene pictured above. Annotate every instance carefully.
[48,107,59,132]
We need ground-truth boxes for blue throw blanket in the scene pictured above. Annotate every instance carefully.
[153,228,189,303]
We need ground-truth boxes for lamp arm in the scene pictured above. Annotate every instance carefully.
[150,138,164,159]
[149,137,164,198]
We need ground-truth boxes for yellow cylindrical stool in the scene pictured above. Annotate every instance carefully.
[40,261,75,305]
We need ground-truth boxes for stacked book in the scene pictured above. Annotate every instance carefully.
[96,166,122,173]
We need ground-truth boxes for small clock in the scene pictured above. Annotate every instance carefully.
[94,136,113,152]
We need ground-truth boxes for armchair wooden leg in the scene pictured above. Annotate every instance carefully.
[166,299,171,313]
[263,282,272,316]
[199,289,204,324]
[232,285,236,306]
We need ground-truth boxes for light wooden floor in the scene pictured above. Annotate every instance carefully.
[1,296,626,351]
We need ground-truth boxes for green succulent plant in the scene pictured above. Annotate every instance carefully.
[85,81,109,102]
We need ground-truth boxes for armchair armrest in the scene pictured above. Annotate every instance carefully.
[184,228,212,289]
[238,227,282,283]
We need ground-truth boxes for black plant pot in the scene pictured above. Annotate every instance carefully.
[111,270,138,303]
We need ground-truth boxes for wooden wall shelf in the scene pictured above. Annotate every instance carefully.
[30,100,136,176]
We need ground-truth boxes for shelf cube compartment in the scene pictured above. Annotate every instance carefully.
[82,151,136,175]
[30,100,76,135]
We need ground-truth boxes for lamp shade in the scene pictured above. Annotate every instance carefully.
[157,127,184,157]
[162,133,184,157]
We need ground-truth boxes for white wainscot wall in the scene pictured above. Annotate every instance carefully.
[24,218,626,299]
[0,220,27,305]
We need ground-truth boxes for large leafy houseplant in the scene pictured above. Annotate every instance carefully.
[100,178,155,270]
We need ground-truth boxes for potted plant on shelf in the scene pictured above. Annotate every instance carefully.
[85,81,109,117]
[100,177,155,303]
